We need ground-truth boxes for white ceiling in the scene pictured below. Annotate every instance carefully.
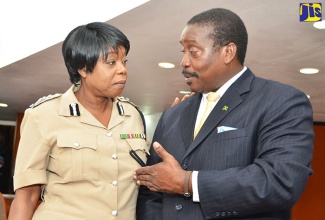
[1,0,325,127]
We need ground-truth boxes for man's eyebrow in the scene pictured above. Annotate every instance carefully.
[180,39,197,44]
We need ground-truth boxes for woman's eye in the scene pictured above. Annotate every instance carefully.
[106,60,116,65]
[123,60,128,65]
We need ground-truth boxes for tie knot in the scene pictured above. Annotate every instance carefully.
[207,92,220,102]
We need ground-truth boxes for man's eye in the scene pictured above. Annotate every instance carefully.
[123,60,128,65]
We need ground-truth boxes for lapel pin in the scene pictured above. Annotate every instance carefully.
[222,105,228,111]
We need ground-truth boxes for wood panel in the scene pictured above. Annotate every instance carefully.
[292,124,325,219]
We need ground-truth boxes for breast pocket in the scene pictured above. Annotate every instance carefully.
[216,128,247,141]
[214,129,253,168]
[56,134,99,181]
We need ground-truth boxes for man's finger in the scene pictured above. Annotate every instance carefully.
[135,166,151,175]
[153,141,170,160]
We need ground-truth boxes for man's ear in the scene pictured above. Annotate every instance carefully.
[223,43,237,65]
[78,67,87,78]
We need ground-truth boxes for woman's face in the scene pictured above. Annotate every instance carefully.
[80,47,128,99]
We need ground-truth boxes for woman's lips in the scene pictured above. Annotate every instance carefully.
[114,80,126,88]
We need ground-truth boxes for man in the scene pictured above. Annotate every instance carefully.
[135,8,314,220]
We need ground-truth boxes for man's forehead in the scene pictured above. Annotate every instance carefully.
[180,24,213,44]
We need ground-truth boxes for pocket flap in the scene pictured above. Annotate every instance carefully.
[57,134,98,150]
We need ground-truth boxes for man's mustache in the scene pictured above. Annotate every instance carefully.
[182,69,199,78]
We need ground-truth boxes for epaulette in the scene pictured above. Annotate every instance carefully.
[117,96,139,109]
[29,93,62,108]
[116,96,146,140]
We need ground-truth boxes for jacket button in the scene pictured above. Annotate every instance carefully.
[221,212,226,216]
[175,204,183,211]
[232,211,238,216]
[215,212,220,217]
[182,163,189,170]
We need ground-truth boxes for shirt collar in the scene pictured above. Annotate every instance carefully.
[202,66,247,100]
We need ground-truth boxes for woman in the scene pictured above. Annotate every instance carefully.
[8,22,149,220]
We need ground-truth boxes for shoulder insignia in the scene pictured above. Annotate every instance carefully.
[29,93,62,108]
[117,96,139,108]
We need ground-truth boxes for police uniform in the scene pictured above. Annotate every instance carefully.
[14,85,149,220]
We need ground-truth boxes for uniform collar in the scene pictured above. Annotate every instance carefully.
[58,85,132,129]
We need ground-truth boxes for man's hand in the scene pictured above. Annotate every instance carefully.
[171,92,195,107]
[134,142,186,195]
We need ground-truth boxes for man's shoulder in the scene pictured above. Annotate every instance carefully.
[255,76,303,93]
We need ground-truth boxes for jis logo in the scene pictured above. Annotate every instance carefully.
[300,3,322,22]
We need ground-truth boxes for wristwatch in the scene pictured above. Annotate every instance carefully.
[184,171,193,197]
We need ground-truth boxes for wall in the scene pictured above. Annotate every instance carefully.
[292,123,325,219]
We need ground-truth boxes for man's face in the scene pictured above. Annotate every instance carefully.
[179,24,228,93]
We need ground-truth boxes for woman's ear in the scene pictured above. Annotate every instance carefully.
[223,43,237,65]
[78,67,87,78]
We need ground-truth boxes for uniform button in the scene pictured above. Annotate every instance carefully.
[107,132,112,137]
[227,211,232,216]
[112,210,118,216]
[221,212,226,216]
[112,154,118,159]
[74,142,80,148]
[215,212,220,217]
[175,204,183,211]
[232,211,238,216]
[112,180,118,186]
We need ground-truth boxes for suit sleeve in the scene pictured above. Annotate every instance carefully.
[198,88,314,218]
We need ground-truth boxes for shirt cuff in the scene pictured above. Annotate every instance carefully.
[192,171,200,202]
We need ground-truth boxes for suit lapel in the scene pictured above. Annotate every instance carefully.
[182,69,255,159]
[179,93,202,150]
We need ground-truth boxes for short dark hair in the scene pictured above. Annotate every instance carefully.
[62,22,130,85]
[188,8,248,65]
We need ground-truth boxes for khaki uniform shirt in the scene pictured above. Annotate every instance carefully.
[14,85,149,220]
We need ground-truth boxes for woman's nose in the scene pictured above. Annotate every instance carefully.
[117,64,127,75]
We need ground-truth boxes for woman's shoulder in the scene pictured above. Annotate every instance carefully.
[29,93,62,109]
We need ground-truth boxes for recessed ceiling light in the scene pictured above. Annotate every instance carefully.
[0,103,8,107]
[158,62,175,69]
[313,20,325,29]
[299,68,319,74]
[179,90,191,95]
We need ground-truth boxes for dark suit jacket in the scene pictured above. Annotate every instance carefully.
[137,68,314,220]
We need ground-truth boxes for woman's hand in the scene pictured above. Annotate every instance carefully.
[171,92,195,107]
